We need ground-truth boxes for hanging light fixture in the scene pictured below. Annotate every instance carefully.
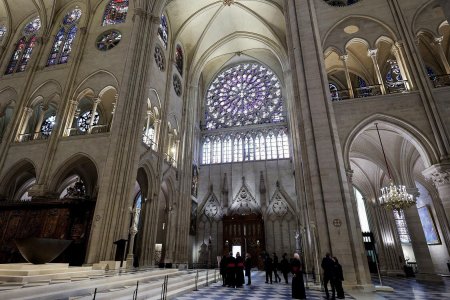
[375,123,416,212]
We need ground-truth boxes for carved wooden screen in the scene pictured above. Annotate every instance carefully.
[222,214,265,270]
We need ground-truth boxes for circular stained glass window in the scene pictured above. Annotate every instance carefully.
[205,63,284,130]
[173,74,182,96]
[41,115,56,136]
[63,8,82,25]
[23,18,41,35]
[154,46,165,71]
[96,30,122,51]
[77,111,99,132]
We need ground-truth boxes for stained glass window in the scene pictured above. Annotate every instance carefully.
[23,18,41,35]
[205,63,284,130]
[96,30,122,51]
[77,111,99,132]
[223,136,232,163]
[426,66,436,81]
[41,115,56,136]
[47,9,81,66]
[202,138,211,164]
[277,130,289,159]
[158,14,168,49]
[212,138,221,164]
[102,0,128,26]
[175,45,183,76]
[329,83,340,101]
[5,18,41,75]
[393,210,411,244]
[323,0,360,6]
[386,59,403,83]
[0,25,6,40]
[255,133,265,160]
[244,135,255,161]
[233,136,243,162]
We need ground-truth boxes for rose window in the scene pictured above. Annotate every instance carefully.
[173,74,182,96]
[96,30,122,51]
[205,63,284,130]
[154,46,165,71]
[77,111,99,132]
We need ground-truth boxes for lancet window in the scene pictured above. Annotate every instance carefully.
[175,44,183,76]
[201,62,289,165]
[5,18,41,75]
[102,0,128,26]
[393,210,411,244]
[158,14,168,49]
[47,8,81,66]
[0,25,6,40]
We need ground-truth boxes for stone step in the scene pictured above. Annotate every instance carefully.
[1,268,182,300]
[74,270,217,300]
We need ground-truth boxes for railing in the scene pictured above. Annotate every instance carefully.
[354,85,383,98]
[330,89,351,102]
[432,74,450,88]
[386,80,409,94]
[67,124,109,136]
[17,132,51,143]
[142,133,157,150]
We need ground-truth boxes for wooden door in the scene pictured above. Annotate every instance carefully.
[223,214,265,270]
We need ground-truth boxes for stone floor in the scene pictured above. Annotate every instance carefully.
[175,272,450,300]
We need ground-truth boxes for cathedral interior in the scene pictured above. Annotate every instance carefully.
[1,0,450,298]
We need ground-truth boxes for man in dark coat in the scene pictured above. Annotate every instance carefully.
[273,252,282,283]
[291,253,306,299]
[244,253,252,285]
[235,252,245,287]
[220,254,227,286]
[226,252,236,288]
[321,252,336,299]
[333,257,345,299]
[280,252,290,284]
[264,253,273,284]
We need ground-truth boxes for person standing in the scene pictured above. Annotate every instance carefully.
[280,253,290,284]
[291,253,306,299]
[244,253,252,285]
[226,252,236,288]
[220,254,227,286]
[321,253,336,300]
[235,252,245,288]
[333,257,345,299]
[264,253,273,284]
[273,253,282,283]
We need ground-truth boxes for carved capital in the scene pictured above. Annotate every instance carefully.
[433,36,444,46]
[345,169,354,183]
[368,48,378,58]
[339,54,349,62]
[422,164,450,188]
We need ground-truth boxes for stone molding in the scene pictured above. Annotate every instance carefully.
[422,164,450,187]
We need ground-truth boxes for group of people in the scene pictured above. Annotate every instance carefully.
[219,251,307,299]
[321,253,345,299]
[219,252,251,288]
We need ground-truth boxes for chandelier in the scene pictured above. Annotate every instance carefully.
[223,0,235,6]
[375,123,416,212]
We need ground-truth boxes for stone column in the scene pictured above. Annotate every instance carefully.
[433,37,450,74]
[167,132,173,161]
[403,188,441,281]
[33,104,48,139]
[17,107,33,141]
[423,164,450,224]
[391,42,413,90]
[65,100,79,136]
[87,98,101,134]
[368,49,387,94]
[126,206,141,268]
[154,119,161,150]
[339,55,354,98]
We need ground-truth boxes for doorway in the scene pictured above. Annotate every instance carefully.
[223,214,265,269]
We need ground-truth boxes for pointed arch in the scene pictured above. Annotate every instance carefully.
[343,114,439,171]
[0,158,37,200]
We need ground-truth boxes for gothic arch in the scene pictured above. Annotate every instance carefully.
[0,158,37,200]
[72,70,119,99]
[48,153,99,198]
[343,114,439,171]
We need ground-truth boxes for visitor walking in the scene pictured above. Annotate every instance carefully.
[291,253,306,299]
[321,253,336,299]
[280,252,290,284]
[333,257,345,299]
[273,252,282,283]
[244,253,252,285]
[264,253,273,284]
